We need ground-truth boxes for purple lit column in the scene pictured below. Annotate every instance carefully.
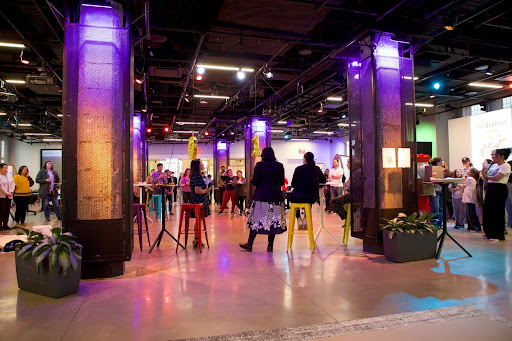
[348,32,417,254]
[213,139,230,202]
[132,114,146,196]
[244,117,271,205]
[62,2,133,278]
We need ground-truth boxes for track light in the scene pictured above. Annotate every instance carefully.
[485,65,495,76]
[429,94,436,99]
[196,67,205,75]
[135,75,143,84]
[199,99,208,104]
[146,127,152,133]
[184,93,191,102]
[230,130,235,136]
[433,82,441,90]
[164,127,170,133]
[443,11,458,30]
[263,69,273,79]
[317,103,323,113]
[237,70,245,80]
[196,75,203,81]
[341,114,347,119]
[204,130,209,136]
[20,50,30,64]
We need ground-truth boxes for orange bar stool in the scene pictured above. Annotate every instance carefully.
[176,203,210,253]
[133,203,151,251]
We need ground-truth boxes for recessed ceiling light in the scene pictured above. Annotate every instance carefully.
[193,95,230,99]
[57,114,63,117]
[42,138,62,142]
[277,121,287,124]
[313,131,333,135]
[25,133,52,136]
[271,129,284,133]
[327,97,343,101]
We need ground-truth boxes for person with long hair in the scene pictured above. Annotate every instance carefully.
[218,168,236,215]
[13,166,34,227]
[461,157,473,178]
[189,159,211,247]
[328,154,344,212]
[0,163,15,230]
[449,168,465,229]
[481,148,511,240]
[233,170,247,215]
[180,168,192,203]
[240,147,286,252]
[36,161,61,221]
[461,167,481,232]
[289,152,326,229]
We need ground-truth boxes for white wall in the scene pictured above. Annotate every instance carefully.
[7,138,62,190]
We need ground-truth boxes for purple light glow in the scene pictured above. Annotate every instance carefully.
[351,61,360,67]
[217,141,227,150]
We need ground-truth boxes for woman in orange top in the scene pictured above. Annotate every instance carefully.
[13,166,34,227]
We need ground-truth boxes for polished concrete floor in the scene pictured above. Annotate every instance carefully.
[0,203,511,340]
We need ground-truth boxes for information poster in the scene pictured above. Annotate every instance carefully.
[397,148,411,168]
[382,148,396,168]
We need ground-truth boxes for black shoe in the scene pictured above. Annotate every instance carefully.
[267,244,273,252]
[239,243,252,252]
[45,217,51,222]
[57,216,62,220]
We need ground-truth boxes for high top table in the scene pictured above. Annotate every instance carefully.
[148,184,184,253]
[428,178,471,259]
[314,183,343,246]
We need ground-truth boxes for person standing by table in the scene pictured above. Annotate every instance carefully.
[189,159,212,248]
[36,161,61,222]
[13,166,34,227]
[218,169,236,215]
[481,148,511,241]
[450,169,465,229]
[323,169,330,212]
[180,168,192,203]
[234,170,247,216]
[165,170,176,215]
[0,163,15,230]
[240,147,286,252]
[328,154,344,212]
[217,165,226,206]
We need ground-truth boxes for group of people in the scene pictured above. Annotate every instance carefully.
[429,148,512,241]
[217,166,248,216]
[0,161,61,230]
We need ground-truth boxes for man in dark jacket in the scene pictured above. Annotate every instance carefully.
[36,161,61,221]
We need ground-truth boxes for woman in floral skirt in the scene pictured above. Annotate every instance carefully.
[240,147,286,252]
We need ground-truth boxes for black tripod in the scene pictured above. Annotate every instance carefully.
[435,182,472,259]
[149,188,184,253]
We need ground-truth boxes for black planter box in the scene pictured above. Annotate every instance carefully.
[15,254,81,298]
[382,230,437,263]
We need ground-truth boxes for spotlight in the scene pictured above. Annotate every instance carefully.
[141,106,147,112]
[284,134,290,141]
[263,69,273,79]
[184,93,191,102]
[354,74,359,79]
[204,130,209,136]
[230,130,235,136]
[433,82,441,90]
[196,75,203,81]
[317,103,323,113]
[135,75,143,84]
[197,67,205,74]
[164,127,170,133]
[199,99,208,104]
[341,113,347,119]
[485,65,495,76]
[146,127,152,133]
[20,50,29,64]
[443,11,458,31]
[429,94,436,99]
[237,70,245,80]
[509,84,512,89]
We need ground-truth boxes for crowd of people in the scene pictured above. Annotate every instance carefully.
[428,148,512,241]
[0,160,62,230]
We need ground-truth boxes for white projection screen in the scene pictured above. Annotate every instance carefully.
[448,108,512,170]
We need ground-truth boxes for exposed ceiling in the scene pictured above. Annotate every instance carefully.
[0,0,511,144]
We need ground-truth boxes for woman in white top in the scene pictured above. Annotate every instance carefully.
[0,163,15,230]
[328,155,344,211]
[461,167,481,232]
[481,148,511,240]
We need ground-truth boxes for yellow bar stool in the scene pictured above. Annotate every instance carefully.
[287,203,315,252]
[343,203,351,246]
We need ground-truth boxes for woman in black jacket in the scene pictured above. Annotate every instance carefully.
[240,147,286,252]
[290,152,326,229]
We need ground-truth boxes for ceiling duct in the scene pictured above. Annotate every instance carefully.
[148,66,183,78]
[26,74,61,95]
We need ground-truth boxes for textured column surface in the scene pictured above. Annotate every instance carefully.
[244,117,271,205]
[62,2,132,277]
[213,138,230,180]
[348,32,417,254]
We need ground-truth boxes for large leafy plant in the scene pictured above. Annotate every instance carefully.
[380,212,437,239]
[16,227,83,275]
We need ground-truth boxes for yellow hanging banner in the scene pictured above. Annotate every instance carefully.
[188,136,198,159]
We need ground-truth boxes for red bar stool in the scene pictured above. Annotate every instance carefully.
[133,203,151,251]
[176,203,209,253]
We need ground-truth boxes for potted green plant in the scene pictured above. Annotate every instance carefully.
[15,227,83,298]
[380,212,437,263]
